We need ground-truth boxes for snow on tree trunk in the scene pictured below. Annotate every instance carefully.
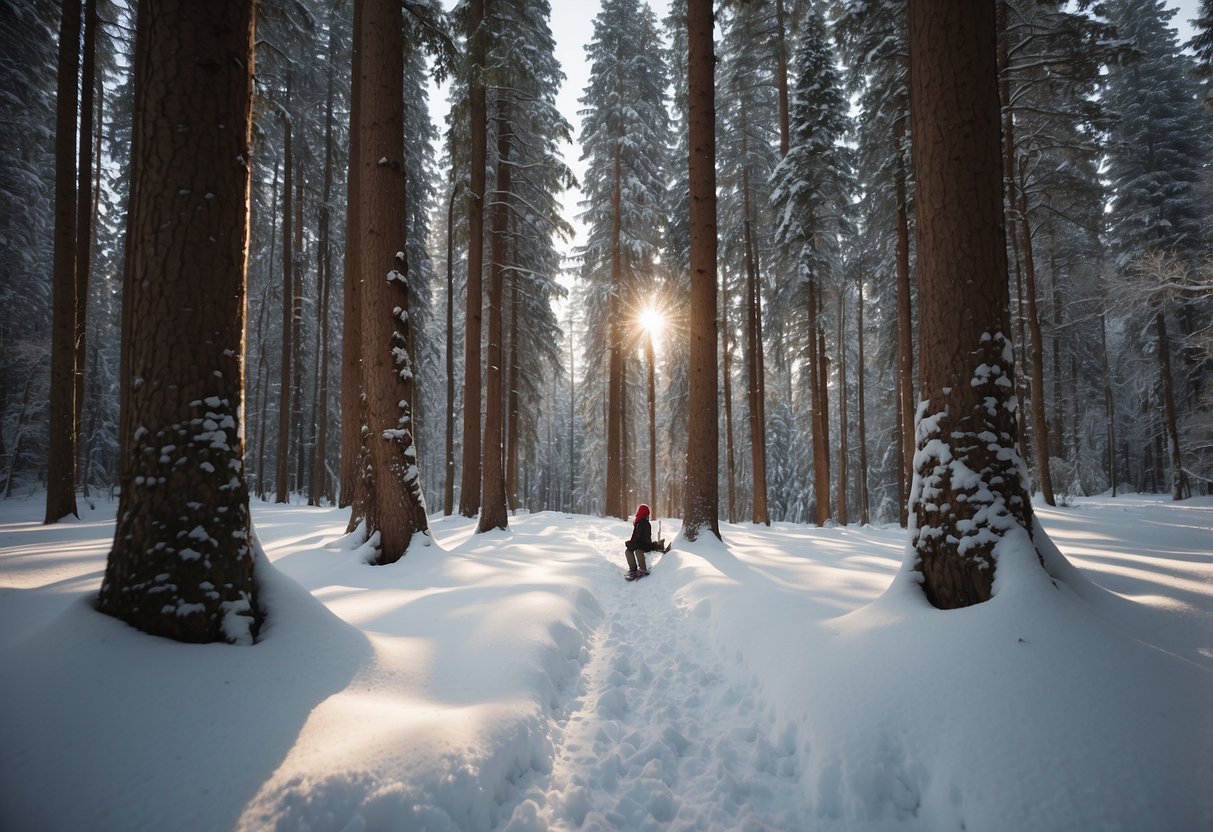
[907,0,1037,609]
[356,0,429,563]
[98,0,260,643]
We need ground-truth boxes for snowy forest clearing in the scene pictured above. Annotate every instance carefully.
[2,494,1210,831]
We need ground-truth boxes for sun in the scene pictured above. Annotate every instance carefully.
[638,305,666,342]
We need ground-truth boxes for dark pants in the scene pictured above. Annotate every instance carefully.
[625,545,648,572]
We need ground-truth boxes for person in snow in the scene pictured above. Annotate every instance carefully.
[625,504,666,577]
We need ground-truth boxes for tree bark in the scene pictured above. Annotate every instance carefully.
[808,277,829,525]
[856,276,870,525]
[907,0,1034,609]
[459,0,488,518]
[357,0,429,562]
[740,112,768,525]
[1017,156,1056,505]
[506,270,521,511]
[478,95,510,533]
[605,139,625,518]
[340,0,364,510]
[275,90,293,504]
[311,48,336,507]
[1155,310,1186,500]
[45,0,82,524]
[1099,304,1117,496]
[291,165,306,495]
[721,278,736,523]
[73,0,97,472]
[98,0,260,643]
[836,291,849,525]
[683,0,720,541]
[893,108,914,528]
[444,172,458,516]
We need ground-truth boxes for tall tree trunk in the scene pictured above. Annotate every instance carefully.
[605,140,625,518]
[856,276,870,525]
[444,172,458,516]
[255,164,279,500]
[46,0,82,524]
[459,0,488,518]
[311,31,337,507]
[740,116,768,525]
[893,108,914,528]
[357,0,429,562]
[99,0,260,643]
[275,92,294,504]
[340,0,364,511]
[478,95,510,533]
[292,166,306,495]
[774,0,790,158]
[506,271,521,511]
[646,332,657,518]
[907,0,1034,609]
[1099,303,1117,497]
[73,0,97,471]
[1155,310,1186,500]
[721,279,736,523]
[807,277,829,525]
[683,0,720,541]
[836,291,849,525]
[1017,157,1055,505]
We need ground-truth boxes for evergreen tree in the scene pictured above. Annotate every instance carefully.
[718,0,780,525]
[769,5,852,526]
[477,0,572,531]
[1104,0,1211,499]
[837,0,916,524]
[577,0,671,519]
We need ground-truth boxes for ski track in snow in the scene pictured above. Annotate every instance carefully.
[500,527,807,831]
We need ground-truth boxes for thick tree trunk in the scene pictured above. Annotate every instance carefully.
[478,95,510,533]
[357,0,429,562]
[46,0,82,524]
[459,0,488,518]
[275,98,293,504]
[98,0,260,643]
[340,0,364,511]
[907,0,1034,609]
[683,0,720,541]
[646,333,657,518]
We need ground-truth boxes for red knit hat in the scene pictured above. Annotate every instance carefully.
[635,504,650,520]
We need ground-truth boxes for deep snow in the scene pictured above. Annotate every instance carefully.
[1,492,1210,831]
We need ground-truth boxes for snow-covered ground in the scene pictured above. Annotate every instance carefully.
[1,492,1210,831]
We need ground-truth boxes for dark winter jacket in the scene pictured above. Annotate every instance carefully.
[626,518,653,552]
